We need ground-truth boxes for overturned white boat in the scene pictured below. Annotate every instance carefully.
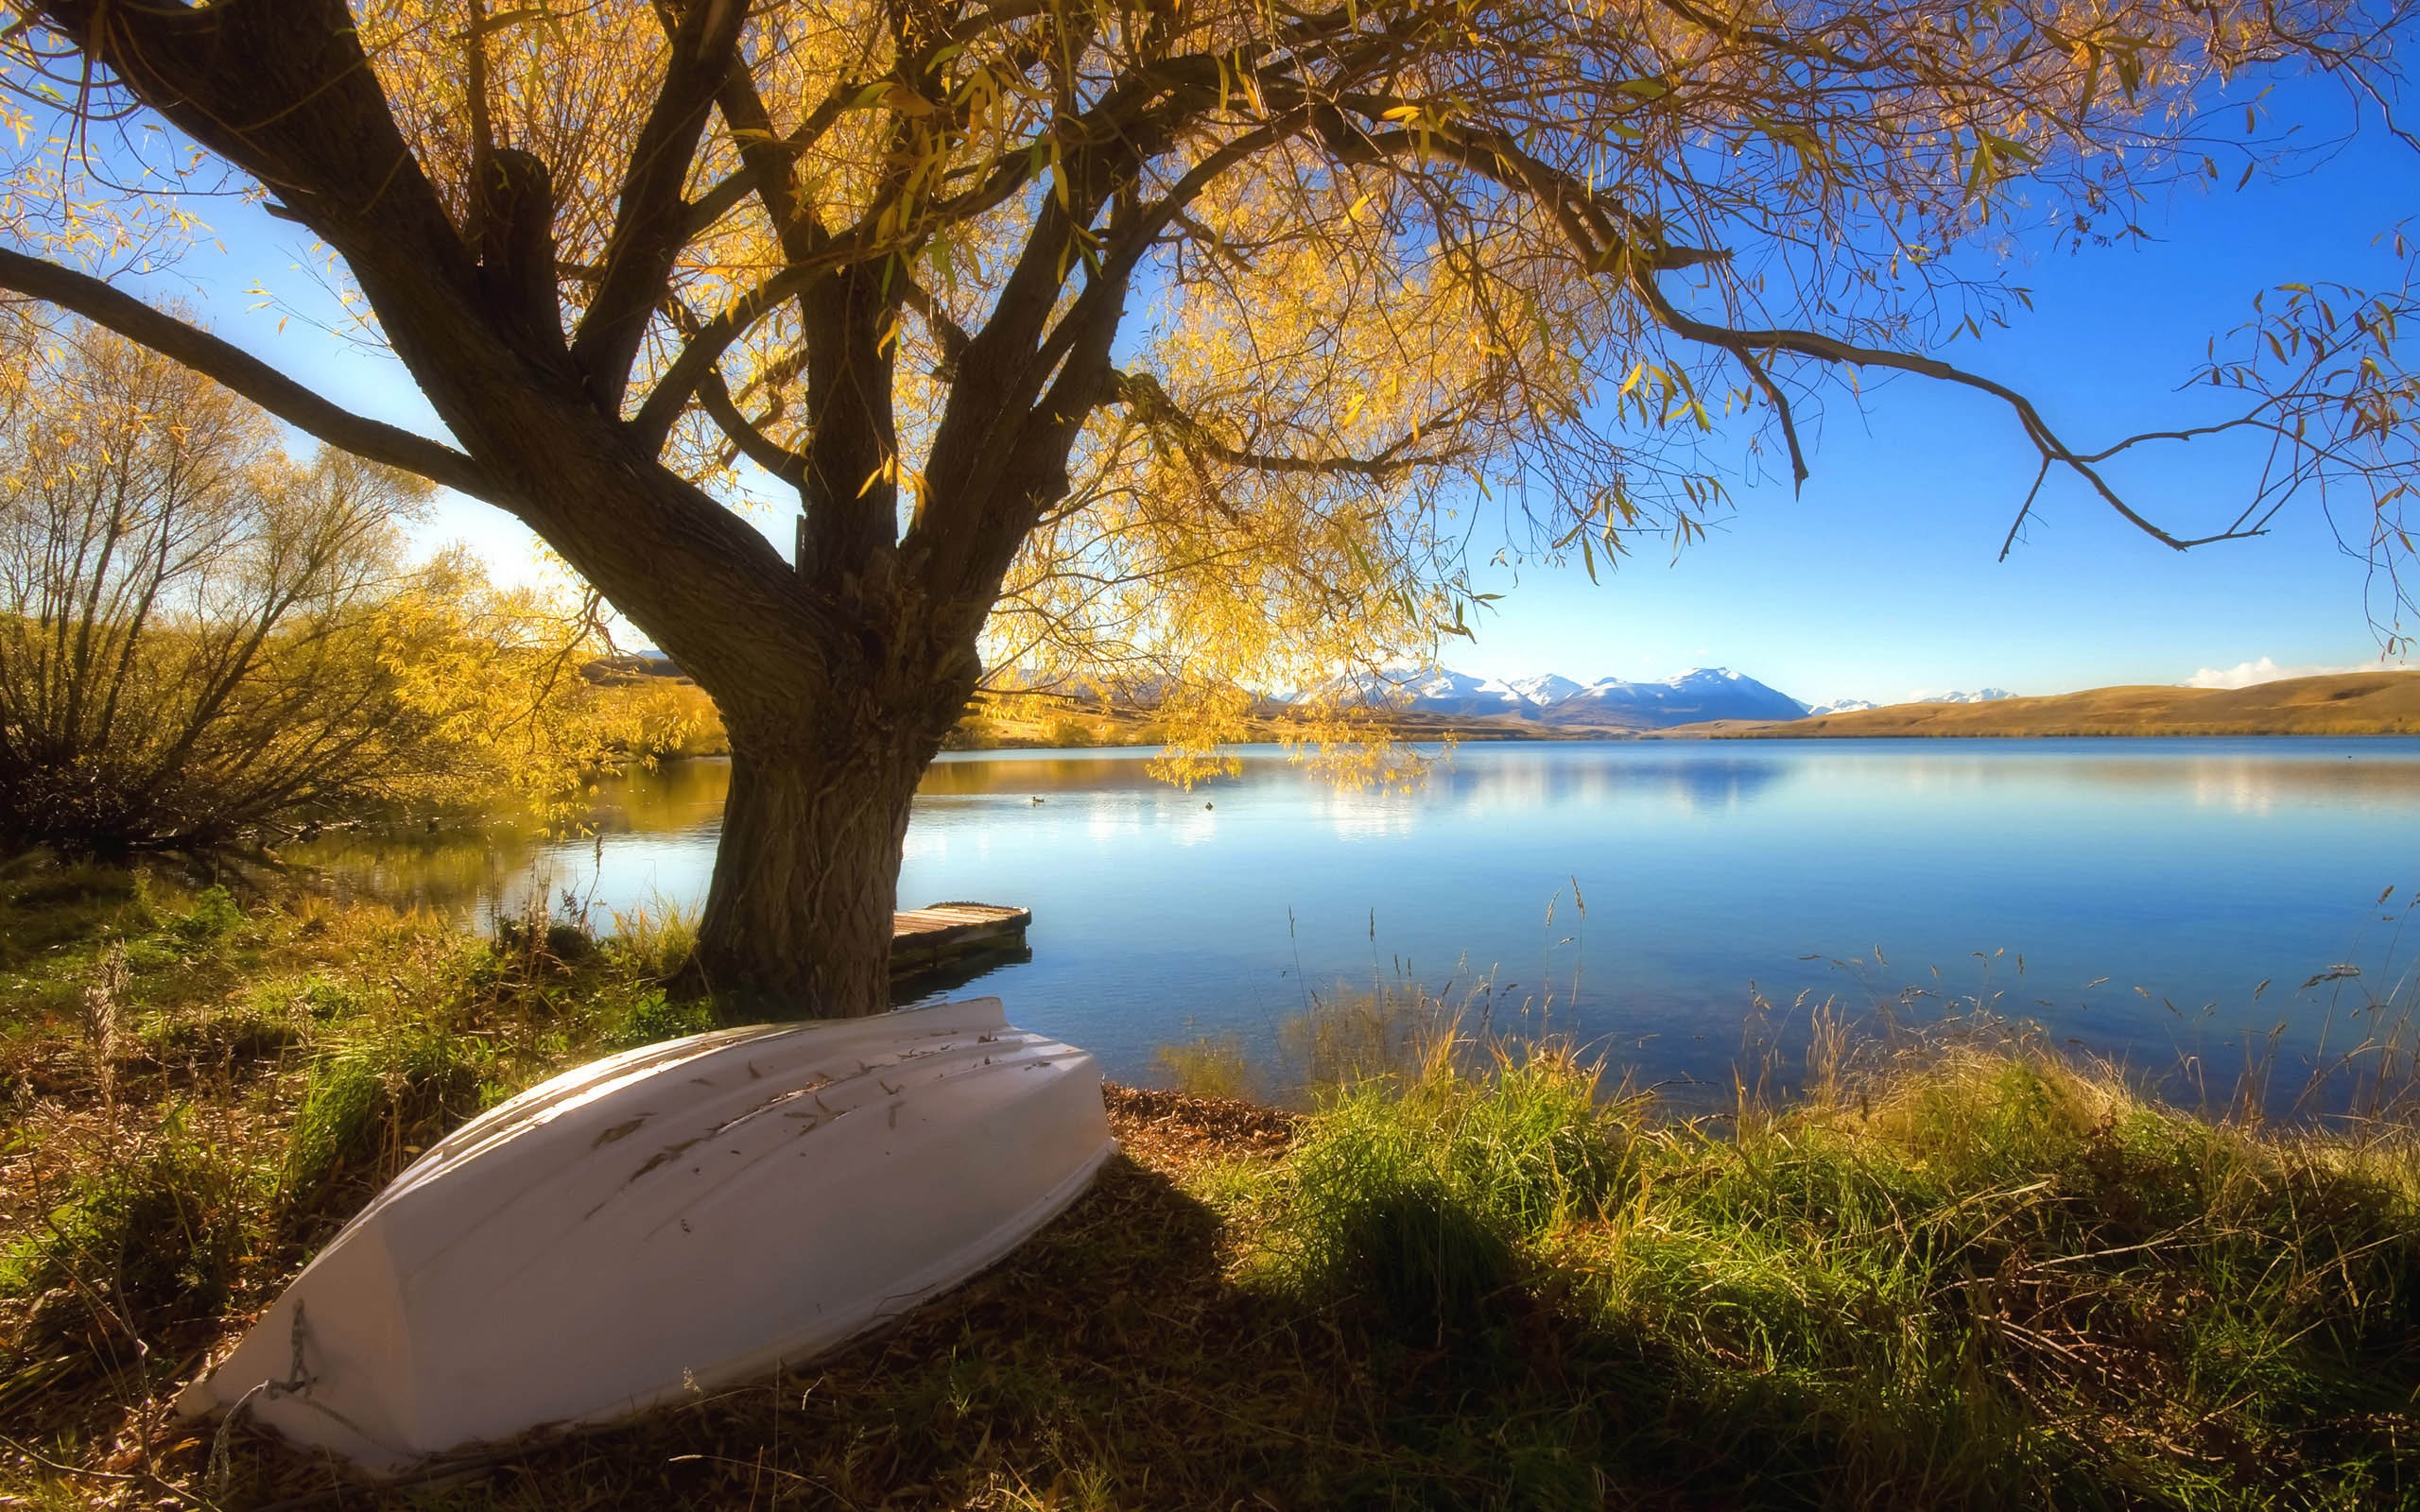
[180,997,1113,1470]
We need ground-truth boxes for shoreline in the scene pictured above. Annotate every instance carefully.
[642,724,2420,764]
[5,873,2418,1506]
[609,670,2420,760]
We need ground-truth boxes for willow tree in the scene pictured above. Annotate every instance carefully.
[0,0,2412,1012]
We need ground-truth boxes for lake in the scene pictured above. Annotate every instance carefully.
[299,738,2420,1108]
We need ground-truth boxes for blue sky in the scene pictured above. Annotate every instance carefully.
[1452,94,2420,704]
[130,85,2420,708]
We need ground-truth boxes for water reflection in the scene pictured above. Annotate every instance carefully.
[297,827,538,917]
[582,757,736,830]
[292,737,2420,1100]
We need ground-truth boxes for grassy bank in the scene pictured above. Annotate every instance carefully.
[1678,672,2420,740]
[3,863,2417,1509]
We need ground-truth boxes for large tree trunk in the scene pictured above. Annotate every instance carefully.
[677,602,977,1016]
[684,686,957,1018]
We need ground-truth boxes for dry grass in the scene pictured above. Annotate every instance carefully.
[1683,670,2420,739]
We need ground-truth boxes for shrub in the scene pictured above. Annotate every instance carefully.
[169,885,244,946]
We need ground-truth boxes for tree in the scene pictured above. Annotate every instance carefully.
[0,315,618,849]
[0,0,2412,1011]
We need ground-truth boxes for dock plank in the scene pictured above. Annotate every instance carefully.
[890,902,1030,975]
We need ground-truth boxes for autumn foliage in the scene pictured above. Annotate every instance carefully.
[0,318,681,850]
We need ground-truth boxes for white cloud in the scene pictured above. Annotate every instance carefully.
[2182,657,2398,690]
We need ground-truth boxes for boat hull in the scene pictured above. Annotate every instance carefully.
[179,997,1113,1470]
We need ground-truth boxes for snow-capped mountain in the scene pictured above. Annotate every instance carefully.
[1358,666,1811,729]
[1920,689,2017,705]
[1409,670,1532,715]
[1534,667,1809,728]
[1277,665,1866,729]
[1507,673,1587,705]
[1806,697,1878,716]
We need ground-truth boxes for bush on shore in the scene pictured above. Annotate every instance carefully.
[1,855,2415,1509]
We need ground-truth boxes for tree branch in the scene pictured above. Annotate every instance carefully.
[1315,100,2248,558]
[622,64,860,456]
[1109,369,1461,479]
[701,69,853,252]
[1725,343,1809,490]
[34,0,476,290]
[1625,272,2248,555]
[0,248,500,503]
[571,0,751,413]
[894,272,974,372]
[630,251,855,450]
[697,369,810,486]
[680,2,1058,244]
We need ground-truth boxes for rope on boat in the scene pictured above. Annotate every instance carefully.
[209,1302,416,1491]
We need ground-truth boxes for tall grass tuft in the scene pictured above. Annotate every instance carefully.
[1285,1038,1631,1338]
[1280,981,1461,1091]
[603,896,700,981]
[1157,980,1478,1107]
[76,941,126,1121]
[1153,1032,1253,1100]
[280,1021,494,1211]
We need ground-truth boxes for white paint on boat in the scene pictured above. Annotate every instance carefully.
[177,997,1114,1470]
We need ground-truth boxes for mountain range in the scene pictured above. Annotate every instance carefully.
[634,647,2016,732]
[1316,667,1781,730]
[1306,669,2027,730]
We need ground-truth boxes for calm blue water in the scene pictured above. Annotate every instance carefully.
[325,738,2420,1102]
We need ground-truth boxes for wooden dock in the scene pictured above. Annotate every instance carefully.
[890,902,1031,981]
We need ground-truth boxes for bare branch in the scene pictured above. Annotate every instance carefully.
[1627,273,2258,554]
[0,248,500,503]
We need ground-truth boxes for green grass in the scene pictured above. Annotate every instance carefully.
[1254,1040,2420,1508]
[2,855,2417,1508]
[1283,1042,1627,1338]
[0,854,702,1441]
[279,1019,495,1209]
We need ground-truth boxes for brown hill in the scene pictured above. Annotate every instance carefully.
[1676,671,2420,739]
